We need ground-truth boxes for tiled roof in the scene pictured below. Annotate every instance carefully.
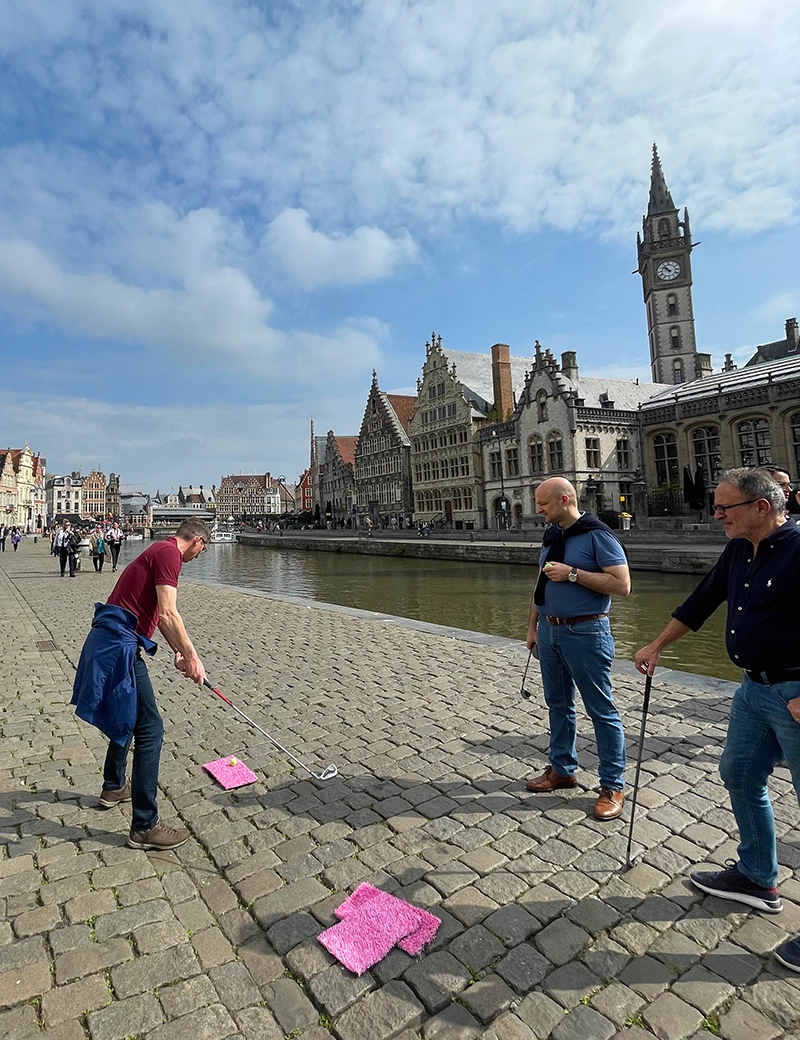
[385,394,417,433]
[445,349,535,406]
[335,436,358,467]
[642,353,800,406]
[563,375,672,410]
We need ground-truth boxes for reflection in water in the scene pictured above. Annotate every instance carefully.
[155,541,738,683]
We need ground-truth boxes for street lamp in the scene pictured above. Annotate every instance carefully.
[490,426,508,531]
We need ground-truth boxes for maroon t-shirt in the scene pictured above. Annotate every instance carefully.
[107,538,183,638]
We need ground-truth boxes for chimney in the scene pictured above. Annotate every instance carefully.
[491,343,513,419]
[722,353,737,372]
[694,353,712,379]
[786,318,799,351]
[561,351,579,381]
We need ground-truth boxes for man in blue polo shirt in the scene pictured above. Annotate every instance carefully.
[526,477,631,820]
[636,467,800,975]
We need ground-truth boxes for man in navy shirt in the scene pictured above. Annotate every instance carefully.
[636,467,800,975]
[526,477,631,820]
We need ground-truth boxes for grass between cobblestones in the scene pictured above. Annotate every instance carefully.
[1,545,799,1040]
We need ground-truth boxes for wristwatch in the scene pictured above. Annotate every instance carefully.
[568,567,579,583]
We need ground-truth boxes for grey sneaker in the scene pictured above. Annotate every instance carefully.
[98,782,131,809]
[127,820,189,851]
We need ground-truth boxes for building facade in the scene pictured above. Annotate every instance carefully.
[319,433,358,525]
[107,472,121,520]
[46,472,84,524]
[81,470,107,520]
[354,371,416,527]
[297,468,313,514]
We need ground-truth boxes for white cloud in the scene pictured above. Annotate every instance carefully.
[263,208,418,288]
[754,291,800,324]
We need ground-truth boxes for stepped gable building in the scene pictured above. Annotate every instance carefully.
[319,432,358,525]
[354,371,416,527]
[409,335,534,529]
[309,420,329,518]
[297,467,313,514]
[81,469,107,520]
[106,472,121,520]
[480,343,671,527]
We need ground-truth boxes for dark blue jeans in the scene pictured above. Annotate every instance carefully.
[537,616,627,790]
[103,655,164,832]
[719,676,800,888]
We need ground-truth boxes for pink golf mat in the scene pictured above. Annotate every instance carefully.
[318,882,441,975]
[203,756,258,789]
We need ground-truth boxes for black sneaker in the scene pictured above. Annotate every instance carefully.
[774,936,800,973]
[98,782,131,809]
[689,861,782,913]
[127,820,189,851]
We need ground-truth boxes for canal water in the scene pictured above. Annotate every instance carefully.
[140,541,737,683]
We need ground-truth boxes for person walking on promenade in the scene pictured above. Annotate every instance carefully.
[54,520,75,576]
[0,523,8,551]
[761,465,796,521]
[635,467,800,974]
[106,520,123,571]
[11,526,22,551]
[71,518,210,851]
[526,477,631,820]
[89,525,106,572]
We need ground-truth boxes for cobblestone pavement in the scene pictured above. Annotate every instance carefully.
[1,542,799,1040]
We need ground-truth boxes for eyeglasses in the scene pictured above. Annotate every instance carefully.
[197,538,208,553]
[713,499,759,515]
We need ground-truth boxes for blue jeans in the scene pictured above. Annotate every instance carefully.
[719,676,800,888]
[537,616,626,790]
[103,655,164,832]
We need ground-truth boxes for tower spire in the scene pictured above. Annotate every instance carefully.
[647,143,675,216]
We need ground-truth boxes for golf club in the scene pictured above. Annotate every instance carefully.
[624,672,653,868]
[520,647,537,699]
[203,679,338,782]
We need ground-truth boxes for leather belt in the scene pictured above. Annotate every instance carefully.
[745,668,800,685]
[544,613,608,626]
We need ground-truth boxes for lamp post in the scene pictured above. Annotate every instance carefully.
[490,426,508,531]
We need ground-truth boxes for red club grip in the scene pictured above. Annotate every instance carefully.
[203,678,232,705]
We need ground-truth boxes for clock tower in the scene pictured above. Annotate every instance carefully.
[637,146,708,384]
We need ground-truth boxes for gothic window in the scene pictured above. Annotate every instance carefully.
[458,429,468,443]
[692,426,722,485]
[792,412,800,476]
[616,438,631,469]
[462,488,473,510]
[431,460,439,481]
[460,457,470,476]
[424,490,433,510]
[452,487,462,510]
[547,434,563,472]
[673,360,683,384]
[537,391,548,423]
[440,458,449,479]
[658,217,671,240]
[529,436,544,474]
[447,402,457,416]
[506,447,519,476]
[670,327,681,350]
[422,462,431,481]
[439,433,447,448]
[585,437,601,469]
[667,294,678,316]
[489,451,502,479]
[653,432,679,485]
[738,418,772,467]
[433,490,442,512]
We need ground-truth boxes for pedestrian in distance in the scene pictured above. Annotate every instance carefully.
[53,520,75,576]
[11,526,22,551]
[71,518,210,851]
[0,523,8,551]
[89,525,106,572]
[760,464,796,522]
[635,467,800,974]
[525,477,631,820]
[106,520,123,571]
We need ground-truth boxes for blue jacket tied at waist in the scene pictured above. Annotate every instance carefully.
[71,603,157,745]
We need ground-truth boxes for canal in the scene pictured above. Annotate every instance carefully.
[152,541,737,683]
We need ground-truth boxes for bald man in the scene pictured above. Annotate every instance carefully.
[526,478,631,820]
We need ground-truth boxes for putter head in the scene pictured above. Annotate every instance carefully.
[319,764,338,781]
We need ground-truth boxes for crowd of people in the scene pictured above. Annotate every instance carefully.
[0,524,24,551]
[47,518,127,577]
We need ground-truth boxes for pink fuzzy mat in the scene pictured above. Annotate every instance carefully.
[318,883,441,975]
[203,756,258,789]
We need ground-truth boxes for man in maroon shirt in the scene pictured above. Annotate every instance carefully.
[99,518,210,850]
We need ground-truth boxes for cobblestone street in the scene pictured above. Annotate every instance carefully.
[1,542,799,1040]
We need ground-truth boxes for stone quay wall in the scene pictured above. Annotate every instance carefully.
[1,541,799,1040]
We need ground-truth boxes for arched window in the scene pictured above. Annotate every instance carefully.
[547,433,563,472]
[692,426,721,485]
[738,418,772,467]
[670,326,681,350]
[791,412,800,476]
[673,360,683,384]
[667,293,678,316]
[653,432,679,485]
[658,217,671,240]
[537,390,548,423]
[529,436,544,474]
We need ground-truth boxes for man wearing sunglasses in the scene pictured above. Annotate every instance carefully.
[72,518,210,852]
[635,468,800,974]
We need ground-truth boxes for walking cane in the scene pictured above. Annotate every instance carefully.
[625,672,653,868]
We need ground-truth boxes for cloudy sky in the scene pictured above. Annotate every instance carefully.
[1,0,798,492]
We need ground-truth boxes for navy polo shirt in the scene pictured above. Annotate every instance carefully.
[538,529,627,617]
[672,522,800,671]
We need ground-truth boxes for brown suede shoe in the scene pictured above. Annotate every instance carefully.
[127,820,189,851]
[594,787,625,820]
[525,766,578,792]
[98,782,131,809]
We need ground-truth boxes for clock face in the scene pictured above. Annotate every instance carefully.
[657,259,681,281]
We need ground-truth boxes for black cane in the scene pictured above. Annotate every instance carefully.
[625,672,653,868]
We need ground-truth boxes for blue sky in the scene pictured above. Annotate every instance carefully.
[1,0,798,492]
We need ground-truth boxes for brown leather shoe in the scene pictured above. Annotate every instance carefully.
[525,766,578,792]
[594,787,625,820]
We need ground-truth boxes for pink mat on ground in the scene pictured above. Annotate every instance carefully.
[318,883,441,975]
[203,756,258,789]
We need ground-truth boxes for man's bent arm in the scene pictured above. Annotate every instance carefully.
[634,617,692,676]
[156,584,205,683]
[578,562,630,597]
